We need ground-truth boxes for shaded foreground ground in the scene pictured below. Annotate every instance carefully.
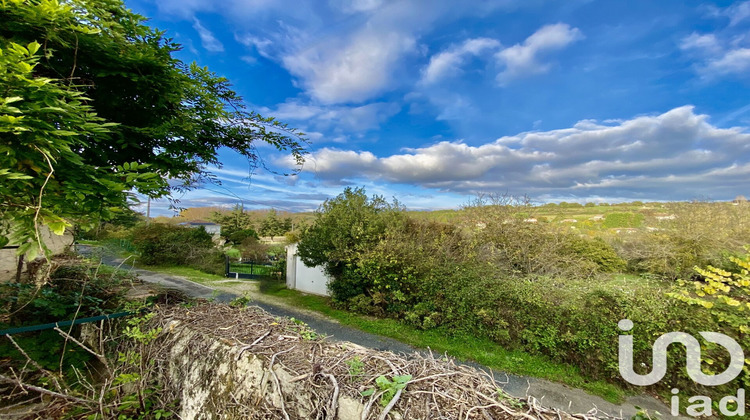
[80,246,681,418]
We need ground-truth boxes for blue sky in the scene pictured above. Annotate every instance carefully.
[124,0,750,215]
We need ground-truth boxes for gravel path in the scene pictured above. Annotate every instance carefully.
[79,245,681,419]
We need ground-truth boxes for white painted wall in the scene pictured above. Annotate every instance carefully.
[285,243,330,296]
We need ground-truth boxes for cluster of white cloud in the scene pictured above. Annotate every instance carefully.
[681,1,750,78]
[421,38,502,84]
[282,30,416,104]
[496,23,583,84]
[421,23,583,86]
[298,106,750,199]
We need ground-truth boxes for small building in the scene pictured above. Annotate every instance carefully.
[285,243,330,296]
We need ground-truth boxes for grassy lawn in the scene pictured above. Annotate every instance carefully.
[138,264,226,285]
[257,277,627,403]
[228,262,274,276]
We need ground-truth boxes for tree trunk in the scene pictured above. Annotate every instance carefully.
[15,253,24,282]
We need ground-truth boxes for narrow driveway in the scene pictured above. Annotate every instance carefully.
[80,245,680,419]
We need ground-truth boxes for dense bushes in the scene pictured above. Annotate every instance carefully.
[613,202,750,279]
[0,255,134,376]
[298,189,747,396]
[602,212,643,228]
[298,187,405,304]
[130,224,224,274]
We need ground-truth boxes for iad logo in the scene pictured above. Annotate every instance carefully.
[618,319,746,417]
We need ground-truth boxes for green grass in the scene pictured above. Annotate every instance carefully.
[138,265,226,285]
[229,263,274,276]
[257,278,627,403]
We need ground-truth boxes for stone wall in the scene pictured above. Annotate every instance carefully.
[0,226,74,282]
[161,319,364,420]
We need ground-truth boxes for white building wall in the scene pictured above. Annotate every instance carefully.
[285,243,330,296]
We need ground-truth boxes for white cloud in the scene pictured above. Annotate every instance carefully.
[232,1,518,104]
[704,48,750,76]
[680,12,750,80]
[235,35,275,59]
[707,1,750,26]
[192,19,224,52]
[261,100,401,133]
[298,106,750,200]
[680,33,721,55]
[155,0,281,20]
[282,30,416,104]
[421,38,502,84]
[495,23,583,84]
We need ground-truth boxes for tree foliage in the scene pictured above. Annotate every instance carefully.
[0,38,160,258]
[0,0,306,259]
[259,209,291,239]
[297,187,404,302]
[212,205,256,243]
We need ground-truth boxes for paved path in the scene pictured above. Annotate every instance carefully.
[80,245,681,419]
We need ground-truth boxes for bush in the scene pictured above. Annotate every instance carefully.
[226,228,259,245]
[602,212,643,228]
[130,224,222,274]
[239,237,270,262]
[562,236,626,273]
[0,255,134,378]
[298,187,405,303]
[298,188,746,396]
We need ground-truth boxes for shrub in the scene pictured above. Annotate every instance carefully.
[0,255,134,377]
[562,237,626,273]
[227,228,259,245]
[602,212,643,228]
[239,237,270,262]
[670,250,750,390]
[130,224,217,271]
[298,187,405,303]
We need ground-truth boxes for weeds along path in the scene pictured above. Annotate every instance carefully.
[77,245,682,419]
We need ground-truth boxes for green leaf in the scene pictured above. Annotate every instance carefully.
[0,236,9,248]
[48,221,67,235]
[393,375,412,384]
[3,96,23,104]
[27,41,40,55]
[375,375,390,389]
[360,388,375,397]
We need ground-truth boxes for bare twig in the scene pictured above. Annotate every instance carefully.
[378,387,404,420]
[236,330,271,360]
[0,374,90,405]
[5,333,63,392]
[54,327,109,369]
[321,372,339,420]
[268,346,296,420]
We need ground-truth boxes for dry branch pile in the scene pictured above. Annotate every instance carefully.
[146,303,624,420]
